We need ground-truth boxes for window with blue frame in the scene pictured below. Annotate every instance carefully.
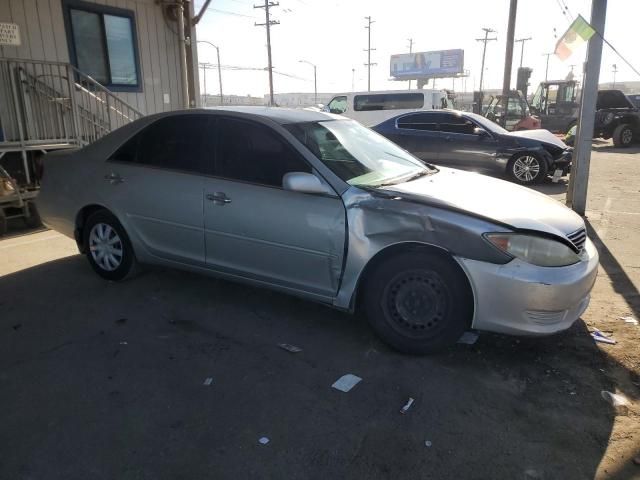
[63,0,141,91]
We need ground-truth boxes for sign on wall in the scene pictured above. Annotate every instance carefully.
[390,49,464,79]
[0,23,21,46]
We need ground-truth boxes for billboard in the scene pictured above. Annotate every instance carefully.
[390,49,464,79]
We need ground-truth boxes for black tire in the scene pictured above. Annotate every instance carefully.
[507,153,548,185]
[83,210,136,281]
[23,202,41,228]
[612,123,634,148]
[363,251,473,354]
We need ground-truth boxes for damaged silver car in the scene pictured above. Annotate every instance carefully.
[37,108,599,354]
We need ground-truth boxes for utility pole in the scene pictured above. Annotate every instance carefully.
[567,0,607,215]
[299,60,317,105]
[255,0,280,106]
[612,63,618,87]
[543,53,553,81]
[501,0,517,99]
[515,36,532,67]
[197,41,223,106]
[476,28,497,95]
[364,16,376,92]
[407,38,414,90]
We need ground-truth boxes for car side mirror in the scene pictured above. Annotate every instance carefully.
[474,127,489,138]
[283,172,335,195]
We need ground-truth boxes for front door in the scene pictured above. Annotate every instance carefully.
[203,117,346,298]
[104,114,209,265]
[437,113,498,170]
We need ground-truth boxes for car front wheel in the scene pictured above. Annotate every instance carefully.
[83,210,136,281]
[507,153,548,185]
[363,251,473,354]
[613,124,634,147]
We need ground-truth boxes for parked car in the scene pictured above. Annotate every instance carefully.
[372,109,572,185]
[37,107,598,354]
[323,90,452,126]
[593,90,640,147]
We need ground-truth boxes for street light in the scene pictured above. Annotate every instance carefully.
[299,59,317,106]
[197,40,223,106]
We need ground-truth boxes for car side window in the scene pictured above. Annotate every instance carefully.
[215,118,311,187]
[438,114,476,135]
[328,96,348,114]
[397,113,439,131]
[110,115,210,174]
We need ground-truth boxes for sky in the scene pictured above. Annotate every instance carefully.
[193,0,640,98]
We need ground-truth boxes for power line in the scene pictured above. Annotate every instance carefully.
[254,1,280,105]
[364,16,376,92]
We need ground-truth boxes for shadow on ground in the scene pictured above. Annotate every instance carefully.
[0,254,630,479]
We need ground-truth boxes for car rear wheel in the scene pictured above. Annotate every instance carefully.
[613,124,634,147]
[363,251,473,354]
[507,153,548,185]
[83,210,136,281]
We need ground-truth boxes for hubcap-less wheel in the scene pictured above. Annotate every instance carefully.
[89,222,123,271]
[512,155,540,183]
[384,270,449,339]
[621,128,633,145]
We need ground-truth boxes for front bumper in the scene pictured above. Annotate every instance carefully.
[456,238,599,336]
[550,149,572,175]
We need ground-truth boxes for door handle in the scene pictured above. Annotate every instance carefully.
[206,192,231,204]
[104,172,124,184]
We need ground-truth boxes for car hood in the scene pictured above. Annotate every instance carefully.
[504,129,568,149]
[381,167,584,237]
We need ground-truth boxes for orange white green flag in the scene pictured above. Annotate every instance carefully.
[554,15,596,61]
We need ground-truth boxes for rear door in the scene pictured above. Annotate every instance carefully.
[391,112,443,162]
[104,114,209,264]
[202,117,346,298]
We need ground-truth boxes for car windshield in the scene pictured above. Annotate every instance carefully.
[466,111,509,134]
[284,120,434,187]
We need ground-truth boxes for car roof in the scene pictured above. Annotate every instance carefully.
[202,106,338,124]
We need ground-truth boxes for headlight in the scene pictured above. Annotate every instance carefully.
[484,233,581,267]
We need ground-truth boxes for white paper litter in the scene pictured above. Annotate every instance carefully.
[425,440,432,447]
[203,377,213,386]
[400,397,415,414]
[620,315,639,325]
[258,437,270,445]
[457,331,479,345]
[332,374,362,392]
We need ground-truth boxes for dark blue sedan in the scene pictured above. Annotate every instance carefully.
[372,110,572,185]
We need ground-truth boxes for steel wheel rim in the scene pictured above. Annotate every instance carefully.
[383,270,449,339]
[89,223,123,271]
[513,155,540,182]
[622,128,633,144]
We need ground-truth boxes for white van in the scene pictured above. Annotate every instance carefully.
[324,90,451,126]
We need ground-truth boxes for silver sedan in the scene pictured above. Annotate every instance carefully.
[37,107,598,354]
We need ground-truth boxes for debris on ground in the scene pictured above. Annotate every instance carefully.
[591,330,616,345]
[424,440,432,447]
[12,324,21,331]
[277,343,302,353]
[115,318,127,325]
[258,437,270,445]
[457,331,479,345]
[601,390,632,415]
[400,397,415,414]
[620,315,639,325]
[332,374,362,393]
[119,341,128,345]
[203,377,213,386]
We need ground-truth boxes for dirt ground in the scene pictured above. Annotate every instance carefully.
[0,144,639,479]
